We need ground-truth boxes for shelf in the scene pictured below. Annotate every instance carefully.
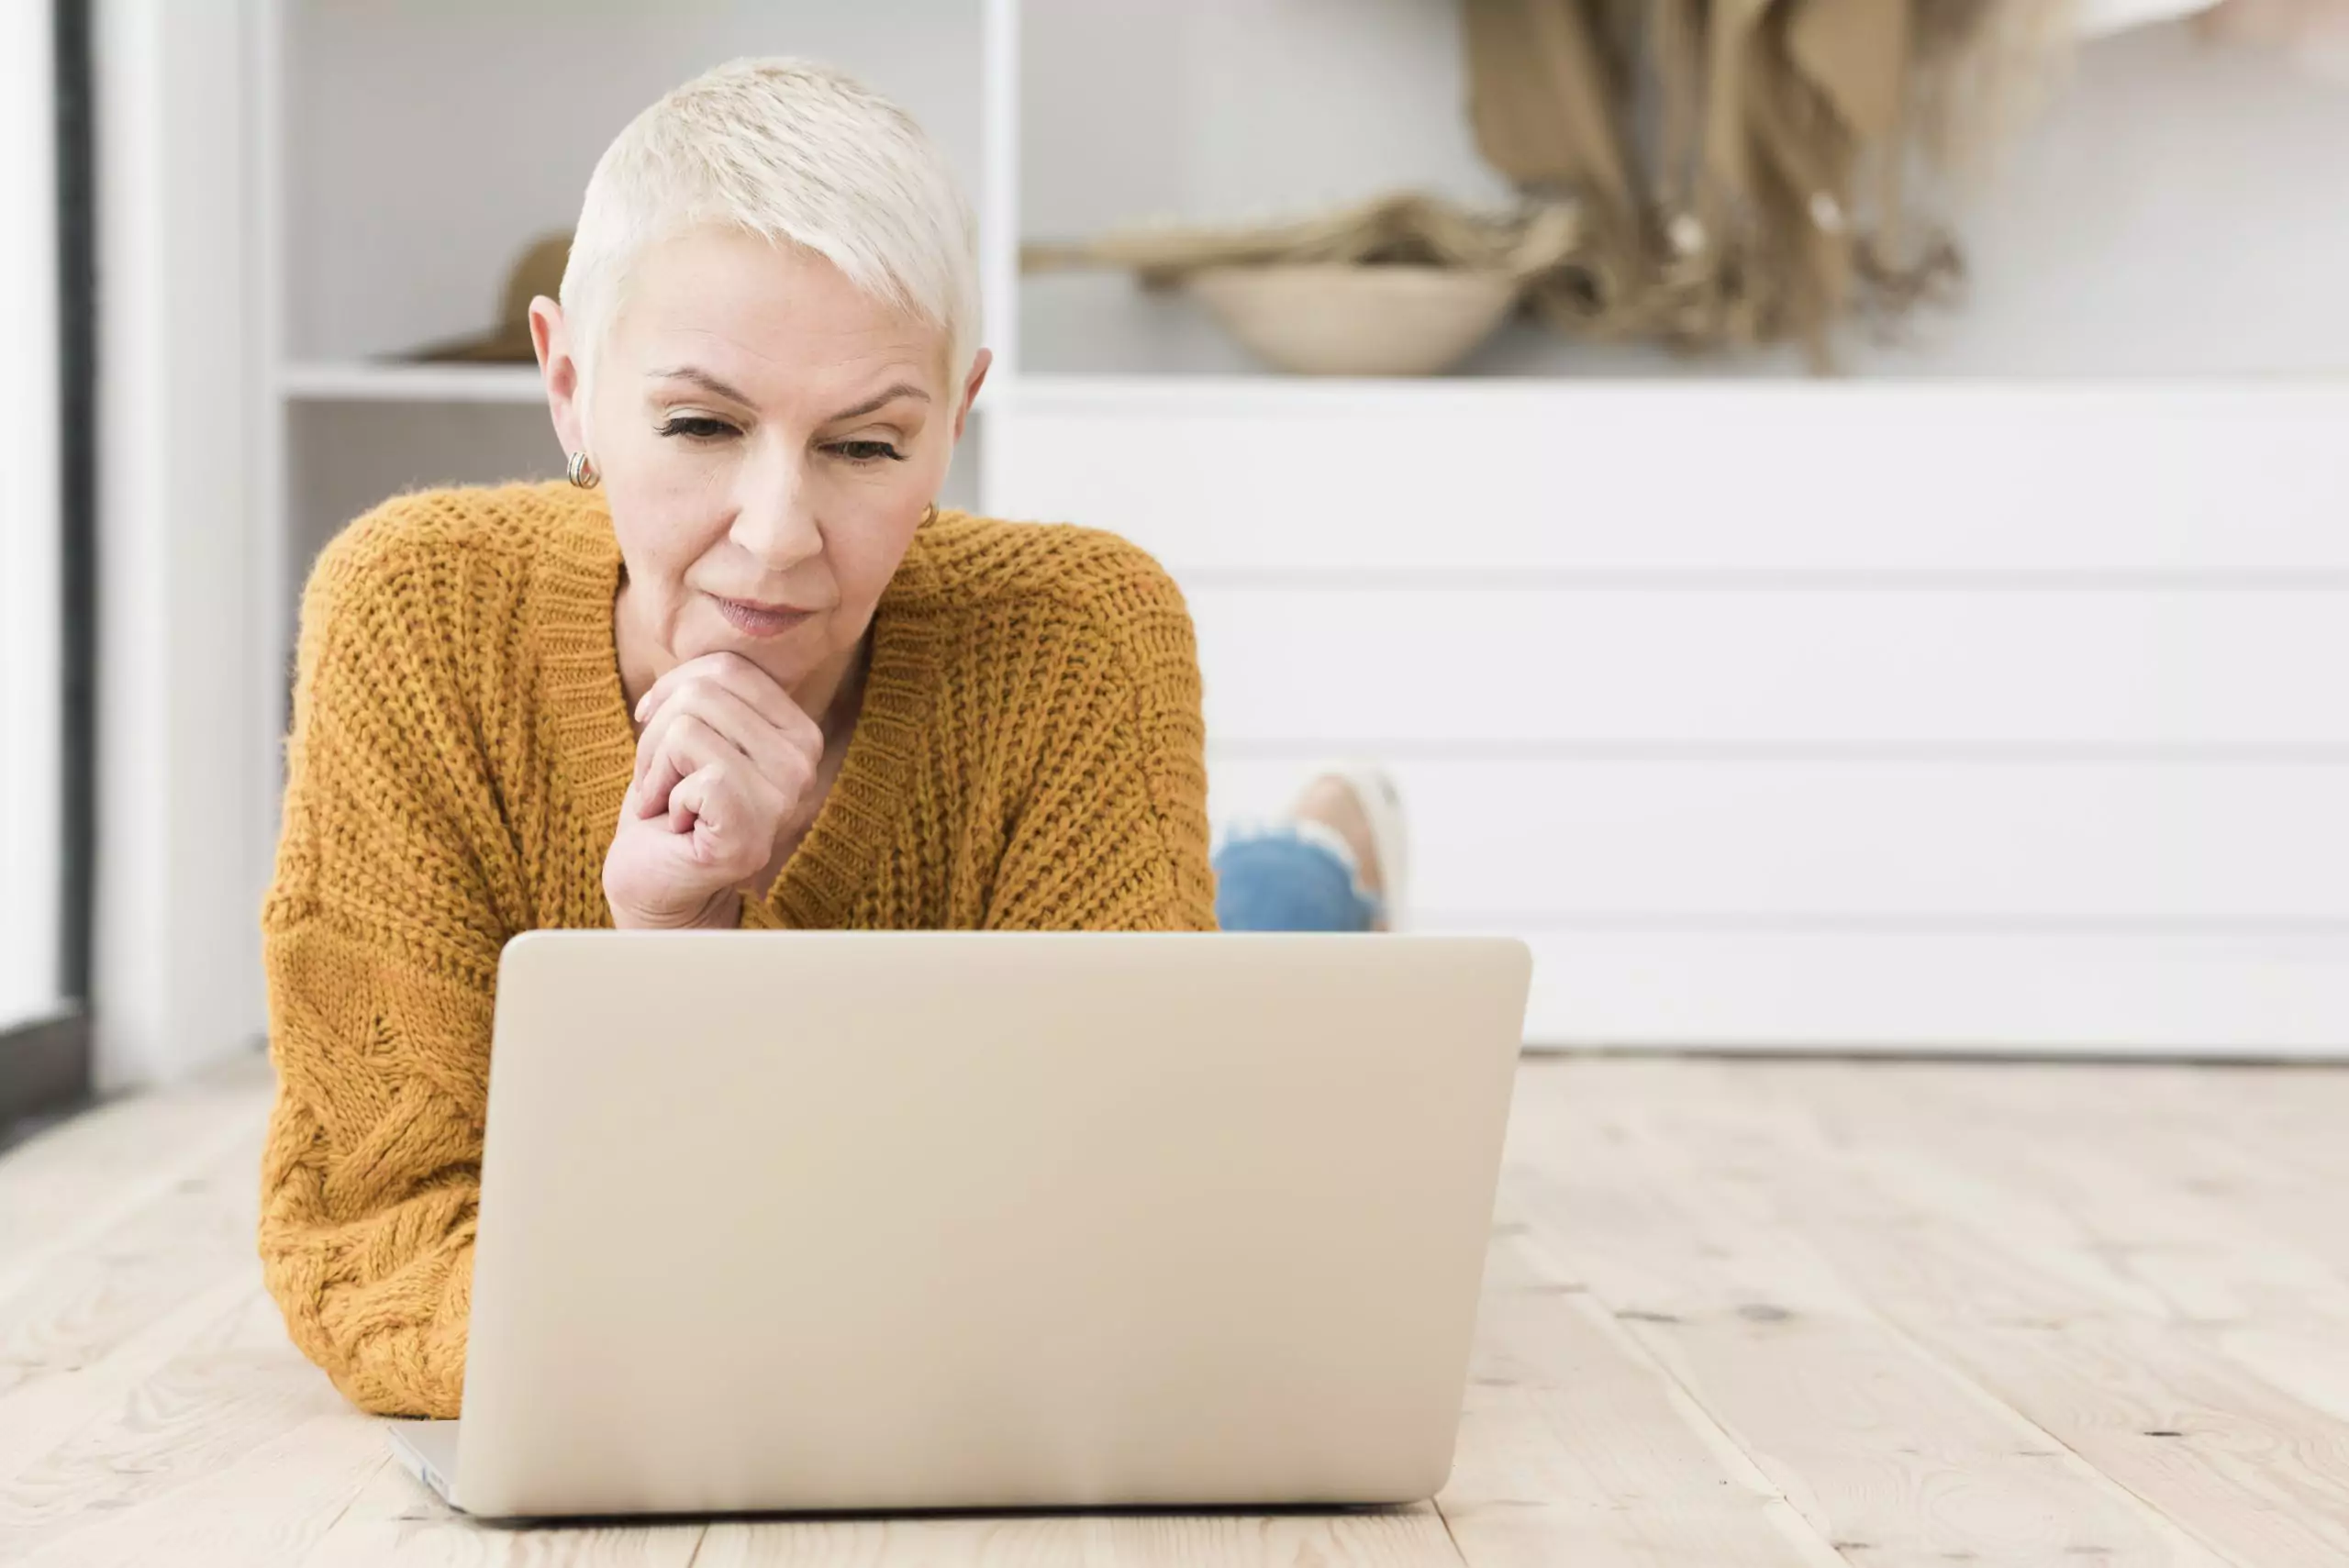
[1003,371,2349,417]
[279,361,546,404]
[1012,19,2349,384]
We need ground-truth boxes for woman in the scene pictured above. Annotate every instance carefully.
[258,57,1402,1419]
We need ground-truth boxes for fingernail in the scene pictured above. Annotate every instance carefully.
[633,694,649,722]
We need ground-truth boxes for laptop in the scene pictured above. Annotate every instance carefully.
[386,929,1532,1518]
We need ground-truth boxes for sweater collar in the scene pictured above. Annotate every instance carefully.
[531,485,942,931]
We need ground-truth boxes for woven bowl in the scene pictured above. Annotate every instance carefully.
[1188,263,1518,376]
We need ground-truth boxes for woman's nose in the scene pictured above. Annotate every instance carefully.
[728,454,822,570]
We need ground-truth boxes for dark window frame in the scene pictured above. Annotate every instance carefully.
[2,0,97,1140]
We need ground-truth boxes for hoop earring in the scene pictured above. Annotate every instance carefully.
[919,501,938,527]
[566,450,600,490]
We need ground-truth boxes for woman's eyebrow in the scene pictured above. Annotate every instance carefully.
[645,370,929,424]
[648,365,753,404]
[827,383,930,422]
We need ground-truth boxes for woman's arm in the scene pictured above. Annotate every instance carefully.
[257,521,521,1418]
[984,553,1219,933]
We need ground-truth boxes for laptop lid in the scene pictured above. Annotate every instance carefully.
[457,931,1531,1518]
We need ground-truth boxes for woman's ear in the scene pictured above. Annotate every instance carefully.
[952,347,993,442]
[530,296,587,457]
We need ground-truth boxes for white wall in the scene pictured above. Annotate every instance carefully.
[93,0,270,1087]
[1856,21,2349,376]
[0,0,64,1034]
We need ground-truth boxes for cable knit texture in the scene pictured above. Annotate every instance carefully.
[258,480,1216,1418]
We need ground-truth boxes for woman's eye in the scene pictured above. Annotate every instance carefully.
[656,415,736,439]
[829,439,907,464]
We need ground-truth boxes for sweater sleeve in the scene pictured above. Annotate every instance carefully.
[257,524,517,1418]
[983,550,1219,933]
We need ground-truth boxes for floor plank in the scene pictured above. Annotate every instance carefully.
[0,1059,270,1308]
[0,1129,264,1402]
[298,1451,707,1567]
[1499,1065,2233,1567]
[696,1509,1460,1568]
[1437,1255,1838,1568]
[2,1290,384,1568]
[0,1089,307,1557]
[1809,1061,2349,1292]
[5,1053,2348,1566]
[1587,1061,2349,1568]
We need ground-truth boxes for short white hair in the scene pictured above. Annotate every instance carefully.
[562,57,979,414]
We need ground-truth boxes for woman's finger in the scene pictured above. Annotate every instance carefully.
[635,651,818,750]
[638,712,745,823]
[664,757,779,882]
[634,680,817,804]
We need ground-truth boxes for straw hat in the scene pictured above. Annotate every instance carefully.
[404,231,570,363]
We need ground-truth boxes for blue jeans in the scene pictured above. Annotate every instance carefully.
[1212,822,1380,932]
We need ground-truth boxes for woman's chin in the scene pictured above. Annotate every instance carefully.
[677,617,814,682]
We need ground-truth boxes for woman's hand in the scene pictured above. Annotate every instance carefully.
[602,651,824,930]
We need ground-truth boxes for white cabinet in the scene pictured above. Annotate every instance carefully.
[988,379,2349,1052]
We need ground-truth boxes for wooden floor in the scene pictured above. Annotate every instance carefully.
[3,1052,2346,1566]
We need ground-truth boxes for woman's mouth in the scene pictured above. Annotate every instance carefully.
[711,595,817,639]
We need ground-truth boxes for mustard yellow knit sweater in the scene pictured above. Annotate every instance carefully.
[259,481,1216,1418]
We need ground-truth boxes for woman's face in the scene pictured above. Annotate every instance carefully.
[535,226,987,701]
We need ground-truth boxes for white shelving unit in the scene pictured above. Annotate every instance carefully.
[276,362,546,404]
[258,0,2349,1053]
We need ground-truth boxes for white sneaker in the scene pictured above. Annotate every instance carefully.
[1317,765,1410,932]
